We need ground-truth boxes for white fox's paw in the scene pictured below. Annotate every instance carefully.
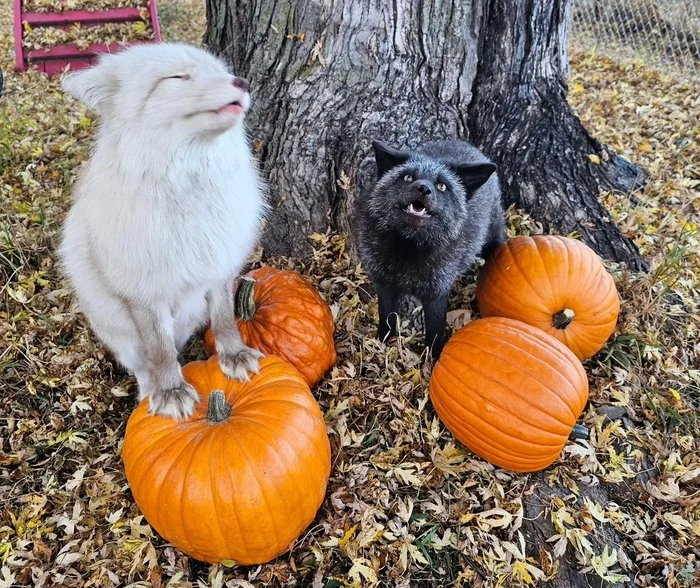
[148,382,199,420]
[218,346,264,381]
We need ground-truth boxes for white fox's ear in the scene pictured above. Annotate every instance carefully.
[62,58,118,113]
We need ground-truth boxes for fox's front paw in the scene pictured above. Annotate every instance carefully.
[148,382,199,420]
[218,346,264,381]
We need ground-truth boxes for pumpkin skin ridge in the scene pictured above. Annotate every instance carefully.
[231,413,331,444]
[430,380,560,466]
[240,318,328,380]
[432,388,566,461]
[446,335,583,424]
[215,434,256,564]
[438,344,579,432]
[447,324,587,420]
[124,418,188,466]
[430,378,564,469]
[204,428,236,559]
[229,415,331,481]
[239,268,335,385]
[432,361,573,446]
[231,419,319,529]
[225,423,304,554]
[217,416,300,561]
[530,237,561,304]
[127,432,194,539]
[233,397,329,423]
[474,314,589,385]
[467,323,589,413]
[260,328,333,384]
[477,236,619,360]
[502,239,554,314]
[174,429,210,555]
[242,307,322,349]
[489,320,590,412]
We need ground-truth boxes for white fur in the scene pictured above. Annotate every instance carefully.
[59,43,268,419]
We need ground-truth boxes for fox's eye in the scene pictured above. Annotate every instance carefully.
[168,74,191,80]
[403,174,413,182]
[436,182,447,192]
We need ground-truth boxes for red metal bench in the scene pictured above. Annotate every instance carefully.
[13,0,161,76]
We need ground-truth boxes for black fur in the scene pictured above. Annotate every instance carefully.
[353,139,506,359]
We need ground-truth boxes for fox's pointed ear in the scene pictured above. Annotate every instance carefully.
[62,58,119,113]
[372,140,410,178]
[453,162,498,195]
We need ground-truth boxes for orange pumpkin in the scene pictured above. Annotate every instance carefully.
[476,235,619,360]
[204,267,336,387]
[430,317,589,472]
[122,355,331,565]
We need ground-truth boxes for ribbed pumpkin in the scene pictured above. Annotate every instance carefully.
[429,317,589,472]
[204,267,336,387]
[476,235,619,360]
[122,355,331,565]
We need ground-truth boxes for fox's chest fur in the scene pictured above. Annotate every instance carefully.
[67,132,264,303]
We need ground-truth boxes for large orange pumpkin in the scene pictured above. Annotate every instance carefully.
[430,317,589,472]
[476,235,619,360]
[122,355,332,565]
[204,267,336,387]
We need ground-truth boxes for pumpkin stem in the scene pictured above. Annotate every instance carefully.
[235,277,257,321]
[207,390,231,422]
[570,424,589,440]
[552,308,575,329]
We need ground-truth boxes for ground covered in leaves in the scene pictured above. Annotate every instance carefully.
[1,2,699,586]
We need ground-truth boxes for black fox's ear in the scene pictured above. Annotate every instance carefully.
[372,140,410,179]
[453,162,498,194]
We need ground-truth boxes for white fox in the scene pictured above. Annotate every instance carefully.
[59,43,267,419]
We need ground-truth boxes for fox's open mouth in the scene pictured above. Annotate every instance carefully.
[404,201,431,218]
[217,101,244,115]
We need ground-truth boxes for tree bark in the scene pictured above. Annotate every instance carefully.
[468,0,649,271]
[205,0,479,258]
[205,0,647,270]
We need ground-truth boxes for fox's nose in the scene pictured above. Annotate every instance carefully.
[414,181,433,196]
[232,77,250,92]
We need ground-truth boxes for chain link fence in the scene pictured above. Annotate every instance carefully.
[570,0,700,80]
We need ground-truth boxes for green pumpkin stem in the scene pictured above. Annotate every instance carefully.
[207,390,231,422]
[552,308,575,329]
[235,277,257,321]
[570,424,589,440]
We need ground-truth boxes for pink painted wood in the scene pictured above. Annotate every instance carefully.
[149,0,161,42]
[13,0,24,70]
[13,0,162,75]
[23,7,143,27]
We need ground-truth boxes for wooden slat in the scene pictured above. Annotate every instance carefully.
[23,7,143,27]
[26,40,153,61]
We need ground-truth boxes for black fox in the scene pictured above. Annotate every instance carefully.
[353,139,506,359]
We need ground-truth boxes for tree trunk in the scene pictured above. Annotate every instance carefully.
[205,0,647,270]
[468,0,649,271]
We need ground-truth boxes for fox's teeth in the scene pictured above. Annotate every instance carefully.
[407,203,429,217]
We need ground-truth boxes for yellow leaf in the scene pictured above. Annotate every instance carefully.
[338,525,357,549]
[588,154,601,164]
